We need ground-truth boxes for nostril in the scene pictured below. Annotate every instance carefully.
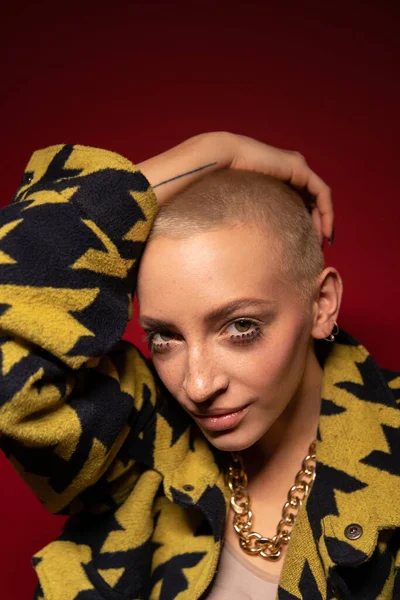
[187,389,223,405]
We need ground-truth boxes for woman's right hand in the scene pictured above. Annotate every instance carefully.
[229,133,332,245]
[138,132,333,245]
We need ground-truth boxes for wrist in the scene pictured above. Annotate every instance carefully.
[138,131,238,206]
[199,131,238,169]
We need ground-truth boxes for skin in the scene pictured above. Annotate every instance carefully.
[138,132,334,243]
[137,222,343,576]
[135,133,336,576]
[137,223,343,458]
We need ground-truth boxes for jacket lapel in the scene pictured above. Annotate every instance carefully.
[279,331,400,599]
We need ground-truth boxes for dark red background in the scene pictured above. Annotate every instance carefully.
[1,1,399,597]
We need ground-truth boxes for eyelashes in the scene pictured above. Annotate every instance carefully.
[144,319,263,355]
[229,328,262,345]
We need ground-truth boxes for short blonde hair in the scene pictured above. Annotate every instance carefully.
[149,169,324,302]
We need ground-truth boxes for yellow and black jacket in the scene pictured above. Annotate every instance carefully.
[0,145,399,600]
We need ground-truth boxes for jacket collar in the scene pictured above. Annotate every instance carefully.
[309,329,400,570]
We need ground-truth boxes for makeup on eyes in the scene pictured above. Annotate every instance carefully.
[143,315,272,354]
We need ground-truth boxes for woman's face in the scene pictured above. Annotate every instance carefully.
[137,225,317,452]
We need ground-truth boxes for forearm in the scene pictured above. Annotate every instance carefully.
[138,131,333,242]
[0,144,159,513]
[138,132,237,206]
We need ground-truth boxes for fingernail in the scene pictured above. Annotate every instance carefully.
[328,228,335,246]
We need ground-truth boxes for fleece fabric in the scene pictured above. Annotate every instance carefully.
[0,144,399,600]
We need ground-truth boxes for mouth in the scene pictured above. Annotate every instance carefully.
[190,405,250,432]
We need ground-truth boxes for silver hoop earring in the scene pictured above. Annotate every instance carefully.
[324,321,339,342]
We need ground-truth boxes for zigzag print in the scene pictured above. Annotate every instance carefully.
[1,146,399,599]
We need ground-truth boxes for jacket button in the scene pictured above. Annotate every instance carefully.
[183,484,194,492]
[329,581,341,598]
[344,523,363,540]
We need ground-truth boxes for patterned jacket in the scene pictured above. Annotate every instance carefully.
[0,145,399,600]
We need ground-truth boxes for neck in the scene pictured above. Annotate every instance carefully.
[242,340,323,482]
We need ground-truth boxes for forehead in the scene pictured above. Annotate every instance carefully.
[137,226,285,314]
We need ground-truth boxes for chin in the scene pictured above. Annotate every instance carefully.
[202,427,261,453]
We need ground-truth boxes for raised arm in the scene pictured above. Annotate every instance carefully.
[139,132,333,244]
[0,134,332,516]
[0,144,160,514]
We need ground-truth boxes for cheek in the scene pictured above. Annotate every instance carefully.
[238,323,310,398]
[152,356,185,400]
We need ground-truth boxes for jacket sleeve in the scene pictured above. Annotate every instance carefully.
[0,144,160,515]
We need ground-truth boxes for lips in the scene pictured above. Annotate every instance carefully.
[192,407,246,418]
[190,404,250,432]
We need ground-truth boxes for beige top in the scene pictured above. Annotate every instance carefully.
[207,540,279,600]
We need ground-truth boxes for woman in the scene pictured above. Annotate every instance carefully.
[0,132,398,599]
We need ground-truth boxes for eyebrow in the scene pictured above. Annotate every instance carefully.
[139,298,277,330]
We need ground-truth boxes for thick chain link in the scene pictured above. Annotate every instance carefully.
[227,441,316,561]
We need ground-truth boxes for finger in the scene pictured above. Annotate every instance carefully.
[281,149,307,162]
[311,206,323,247]
[245,144,334,239]
[304,172,333,240]
[288,161,333,239]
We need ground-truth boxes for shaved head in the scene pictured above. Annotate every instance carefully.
[149,169,324,302]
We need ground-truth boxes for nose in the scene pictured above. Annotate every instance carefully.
[182,347,229,404]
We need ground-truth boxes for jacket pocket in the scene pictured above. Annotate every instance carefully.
[84,562,146,600]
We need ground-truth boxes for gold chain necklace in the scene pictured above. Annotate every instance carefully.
[227,441,317,561]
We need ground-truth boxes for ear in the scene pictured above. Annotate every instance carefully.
[311,267,343,340]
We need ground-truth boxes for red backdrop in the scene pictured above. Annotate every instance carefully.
[1,1,399,597]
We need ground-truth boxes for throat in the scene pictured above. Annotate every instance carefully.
[242,347,323,488]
